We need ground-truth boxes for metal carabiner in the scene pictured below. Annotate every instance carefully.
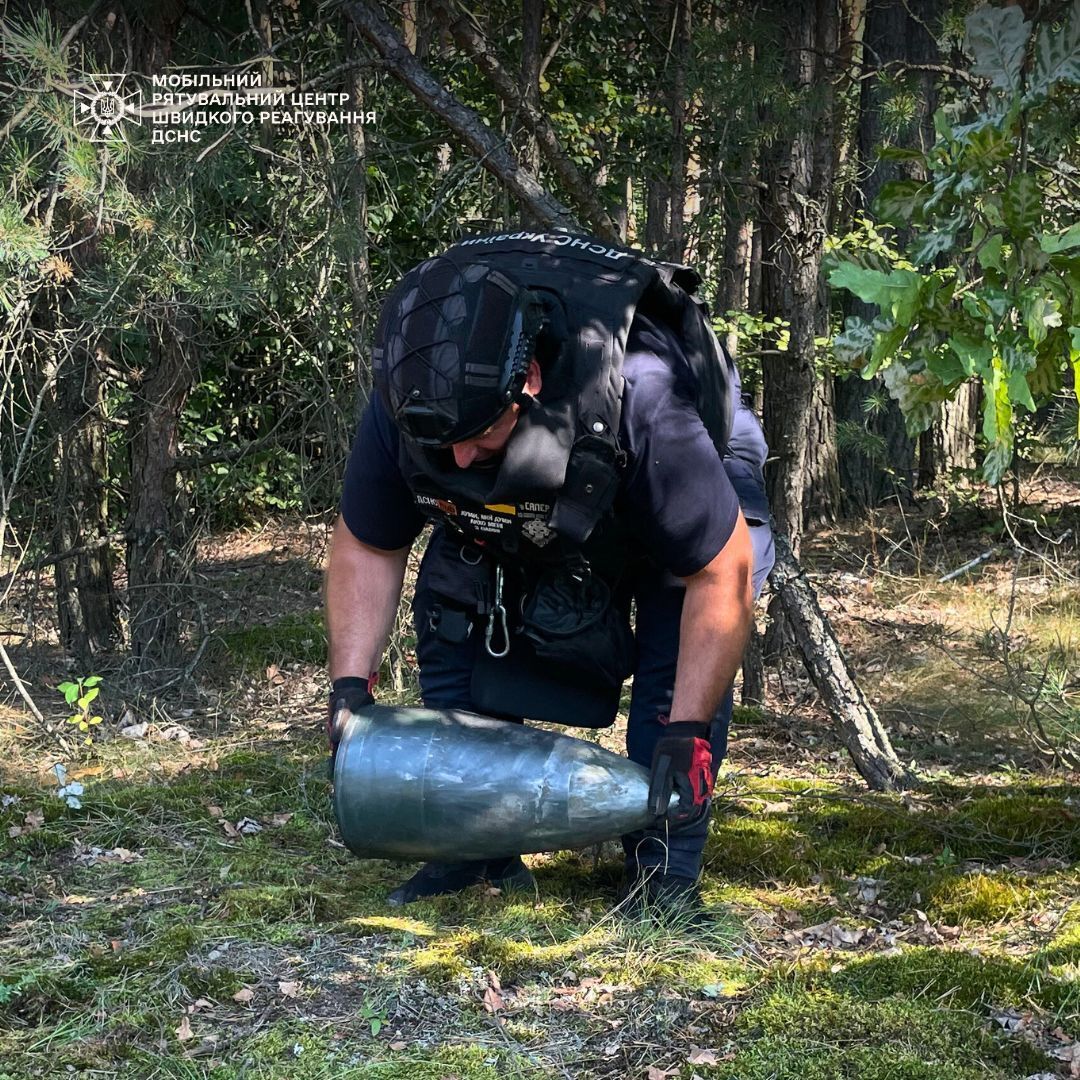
[484,564,510,658]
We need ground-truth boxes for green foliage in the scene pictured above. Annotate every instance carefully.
[57,675,104,743]
[829,2,1080,485]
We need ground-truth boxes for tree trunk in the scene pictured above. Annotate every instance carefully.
[54,350,121,662]
[719,183,752,358]
[645,176,672,255]
[837,0,943,515]
[940,381,980,470]
[836,373,917,512]
[667,0,691,262]
[760,0,841,551]
[741,625,765,706]
[920,379,981,483]
[126,304,196,669]
[804,374,840,526]
[770,533,917,790]
[519,0,543,177]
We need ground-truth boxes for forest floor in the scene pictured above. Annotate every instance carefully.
[2,470,1080,1079]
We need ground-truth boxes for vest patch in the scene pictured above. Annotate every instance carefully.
[413,488,558,551]
[416,493,458,516]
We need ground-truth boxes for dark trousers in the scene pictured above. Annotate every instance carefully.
[412,565,732,881]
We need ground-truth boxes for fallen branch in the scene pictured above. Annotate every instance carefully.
[770,532,918,791]
[938,546,999,583]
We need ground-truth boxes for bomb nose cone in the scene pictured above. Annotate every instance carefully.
[332,704,669,861]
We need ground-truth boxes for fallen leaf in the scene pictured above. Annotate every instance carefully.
[119,722,149,740]
[25,809,44,830]
[647,1066,678,1080]
[265,663,285,685]
[191,998,213,1011]
[70,766,103,780]
[854,876,883,904]
[1051,1040,1080,1067]
[207,805,223,818]
[389,1040,407,1050]
[176,1015,194,1041]
[232,987,254,1004]
[482,986,504,1013]
[220,820,239,839]
[110,847,139,863]
[278,980,300,998]
[687,1047,719,1065]
[267,813,293,827]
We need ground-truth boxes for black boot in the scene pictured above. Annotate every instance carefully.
[387,857,535,906]
[615,867,710,927]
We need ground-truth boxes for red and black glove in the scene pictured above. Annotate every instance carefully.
[326,676,376,756]
[647,721,714,830]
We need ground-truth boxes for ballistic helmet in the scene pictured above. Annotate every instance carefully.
[372,255,545,446]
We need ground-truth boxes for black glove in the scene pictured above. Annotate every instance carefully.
[647,721,715,830]
[326,676,375,754]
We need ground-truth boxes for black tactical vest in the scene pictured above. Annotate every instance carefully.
[389,229,739,575]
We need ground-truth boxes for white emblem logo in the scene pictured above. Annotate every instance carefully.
[522,518,555,547]
[74,75,142,143]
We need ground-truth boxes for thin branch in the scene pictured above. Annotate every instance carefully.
[431,0,617,238]
[345,0,579,232]
[0,639,44,723]
[538,0,592,82]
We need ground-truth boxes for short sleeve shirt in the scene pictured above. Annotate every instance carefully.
[339,314,740,576]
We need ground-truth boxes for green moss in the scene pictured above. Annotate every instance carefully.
[211,882,347,922]
[926,871,1042,924]
[705,815,814,883]
[0,961,97,1021]
[86,922,199,977]
[1042,904,1080,967]
[228,1025,542,1080]
[706,783,1080,895]
[218,612,326,667]
[176,964,246,998]
[731,704,766,726]
[711,1038,1034,1080]
[823,946,1075,1015]
[741,985,1049,1072]
[948,793,1080,861]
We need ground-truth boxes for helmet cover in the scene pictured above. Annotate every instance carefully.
[372,255,545,446]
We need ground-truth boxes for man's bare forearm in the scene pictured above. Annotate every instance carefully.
[325,515,410,682]
[667,512,754,724]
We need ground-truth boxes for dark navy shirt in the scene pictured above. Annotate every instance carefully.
[340,314,741,578]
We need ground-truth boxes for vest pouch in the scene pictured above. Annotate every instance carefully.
[416,531,493,613]
[519,568,634,690]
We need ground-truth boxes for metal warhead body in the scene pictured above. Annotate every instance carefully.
[332,704,667,861]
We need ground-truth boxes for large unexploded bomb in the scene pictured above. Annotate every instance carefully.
[332,704,672,861]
